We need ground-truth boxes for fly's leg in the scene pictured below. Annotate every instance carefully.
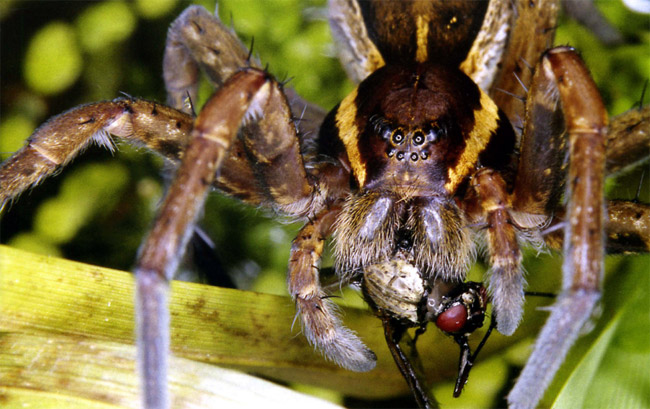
[288,207,377,372]
[381,317,437,409]
[0,100,193,211]
[508,47,608,409]
[453,314,497,397]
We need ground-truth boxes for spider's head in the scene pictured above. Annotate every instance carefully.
[319,62,516,197]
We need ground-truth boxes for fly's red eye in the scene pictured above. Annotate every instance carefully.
[435,303,467,333]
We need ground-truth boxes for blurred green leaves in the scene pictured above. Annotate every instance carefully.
[0,114,35,161]
[75,2,136,53]
[24,22,82,95]
[7,162,129,257]
[135,0,180,19]
[34,162,129,243]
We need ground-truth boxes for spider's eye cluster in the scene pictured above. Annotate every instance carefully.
[369,115,449,164]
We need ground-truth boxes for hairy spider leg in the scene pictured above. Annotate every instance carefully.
[134,68,273,409]
[471,169,524,336]
[0,100,193,211]
[288,208,378,372]
[163,5,375,375]
[507,46,608,409]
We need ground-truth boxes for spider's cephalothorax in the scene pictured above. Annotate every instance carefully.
[325,62,516,281]
[1,1,649,409]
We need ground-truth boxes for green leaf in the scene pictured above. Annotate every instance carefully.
[550,259,650,409]
[0,245,545,406]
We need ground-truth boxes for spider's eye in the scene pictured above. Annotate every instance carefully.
[413,131,425,145]
[392,129,405,144]
[371,116,392,141]
[426,125,445,143]
[435,303,467,333]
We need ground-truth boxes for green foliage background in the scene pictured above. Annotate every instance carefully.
[0,1,648,408]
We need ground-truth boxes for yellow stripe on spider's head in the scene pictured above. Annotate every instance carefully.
[415,14,430,63]
[335,87,367,187]
[445,89,500,192]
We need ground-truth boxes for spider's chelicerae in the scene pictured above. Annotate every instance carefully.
[1,1,649,408]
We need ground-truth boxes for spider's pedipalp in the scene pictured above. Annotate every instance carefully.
[288,207,377,372]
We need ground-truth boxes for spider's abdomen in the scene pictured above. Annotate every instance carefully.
[355,0,489,66]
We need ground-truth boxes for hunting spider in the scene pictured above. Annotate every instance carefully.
[1,1,648,408]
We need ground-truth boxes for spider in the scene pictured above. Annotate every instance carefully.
[1,1,649,408]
